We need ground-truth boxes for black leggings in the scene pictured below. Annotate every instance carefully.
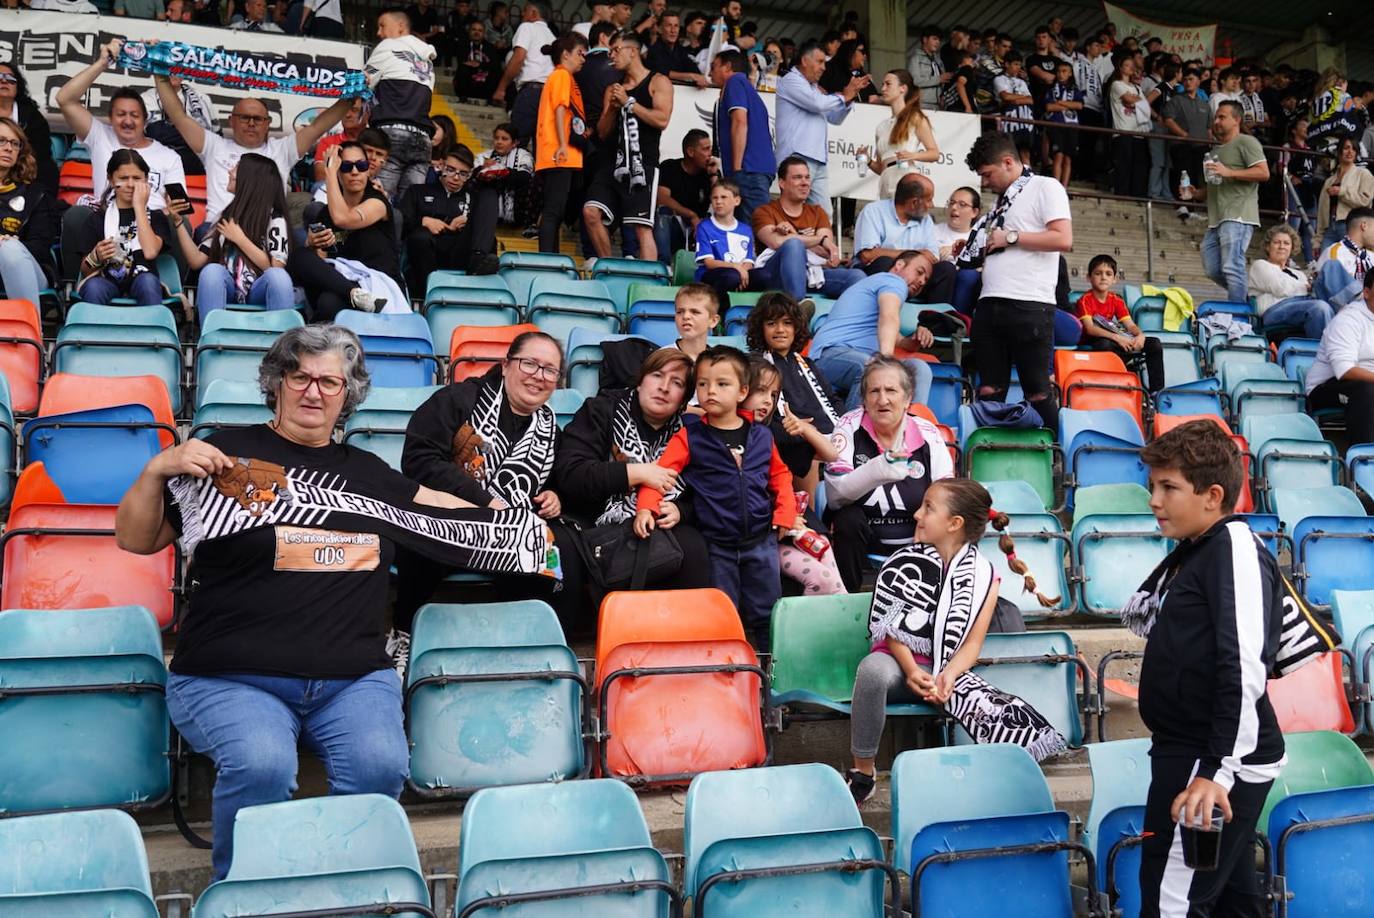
[286,249,359,323]
[1113,134,1149,197]
[1084,335,1167,392]
[538,167,579,254]
[827,503,887,593]
[972,296,1059,429]
[1309,378,1374,445]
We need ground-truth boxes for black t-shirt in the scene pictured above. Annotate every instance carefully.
[1024,53,1060,104]
[327,185,400,279]
[658,158,711,218]
[166,425,417,679]
[709,422,749,462]
[406,3,440,34]
[941,65,977,111]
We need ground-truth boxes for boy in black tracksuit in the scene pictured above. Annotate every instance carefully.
[1133,420,1285,917]
[399,145,475,291]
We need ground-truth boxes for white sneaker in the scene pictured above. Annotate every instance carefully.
[350,288,385,313]
[385,628,411,681]
[1176,206,1190,219]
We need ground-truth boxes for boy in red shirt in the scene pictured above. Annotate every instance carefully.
[1077,254,1165,392]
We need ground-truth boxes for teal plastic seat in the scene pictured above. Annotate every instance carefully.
[0,607,169,815]
[1071,483,1153,529]
[406,601,585,796]
[1347,444,1374,501]
[965,427,1058,511]
[590,258,670,315]
[0,809,158,916]
[1241,412,1323,455]
[457,779,674,916]
[525,277,621,341]
[708,334,747,350]
[196,332,283,410]
[1072,513,1168,616]
[53,317,183,415]
[1153,331,1201,386]
[549,388,586,429]
[683,764,891,916]
[977,512,1071,619]
[957,631,1084,748]
[200,308,303,337]
[1333,590,1374,732]
[342,385,441,471]
[190,380,271,439]
[1270,486,1366,533]
[566,329,652,397]
[1084,739,1150,916]
[194,795,431,917]
[499,253,579,307]
[981,480,1047,514]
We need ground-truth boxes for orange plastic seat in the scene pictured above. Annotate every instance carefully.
[58,160,93,207]
[1267,652,1356,734]
[1062,369,1146,433]
[2,466,177,627]
[1054,349,1128,383]
[1151,412,1233,438]
[0,298,42,414]
[908,402,958,466]
[448,323,539,382]
[594,589,766,784]
[38,374,176,448]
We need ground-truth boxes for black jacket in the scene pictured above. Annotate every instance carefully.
[0,180,58,281]
[553,391,633,519]
[398,182,470,236]
[1138,516,1286,784]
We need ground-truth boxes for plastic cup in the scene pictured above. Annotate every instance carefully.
[1180,805,1224,871]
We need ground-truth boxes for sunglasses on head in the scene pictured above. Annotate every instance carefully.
[338,159,369,173]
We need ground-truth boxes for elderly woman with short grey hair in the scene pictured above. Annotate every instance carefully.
[822,355,956,591]
[115,324,557,881]
[1247,223,1335,340]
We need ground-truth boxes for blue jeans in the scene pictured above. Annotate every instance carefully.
[196,264,296,324]
[653,212,687,265]
[1261,297,1334,339]
[1314,259,1362,308]
[166,669,408,880]
[375,124,432,200]
[751,237,867,299]
[814,344,933,412]
[1147,137,1172,201]
[731,170,773,226]
[800,156,831,218]
[0,236,47,309]
[1200,221,1254,304]
[1321,220,1346,252]
[707,535,780,630]
[78,271,163,305]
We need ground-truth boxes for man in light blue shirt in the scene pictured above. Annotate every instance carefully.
[810,251,938,411]
[774,39,869,217]
[852,173,956,303]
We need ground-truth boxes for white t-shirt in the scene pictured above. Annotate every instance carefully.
[513,20,556,87]
[1210,90,1240,115]
[304,0,341,24]
[1109,81,1150,133]
[932,221,969,257]
[199,132,300,223]
[81,119,185,211]
[979,174,1072,304]
[572,21,591,37]
[1307,299,1374,393]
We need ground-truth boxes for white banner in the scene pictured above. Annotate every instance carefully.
[661,84,981,203]
[0,9,365,135]
[1102,2,1216,66]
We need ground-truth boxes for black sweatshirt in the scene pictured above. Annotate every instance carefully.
[398,182,470,236]
[0,181,58,280]
[1137,516,1286,787]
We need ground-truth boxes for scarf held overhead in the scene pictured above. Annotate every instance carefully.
[118,41,371,101]
[168,457,553,575]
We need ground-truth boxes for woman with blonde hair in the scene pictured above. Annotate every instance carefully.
[862,69,940,199]
[0,116,57,312]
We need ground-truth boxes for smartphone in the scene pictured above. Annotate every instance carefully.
[309,222,328,235]
[164,182,189,206]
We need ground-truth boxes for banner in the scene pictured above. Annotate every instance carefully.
[661,85,980,204]
[0,9,366,134]
[1102,2,1216,65]
[118,40,370,101]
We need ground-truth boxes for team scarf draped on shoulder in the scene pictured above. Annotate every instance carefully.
[453,376,559,509]
[167,456,554,575]
[117,41,371,102]
[597,390,681,526]
[869,542,1067,762]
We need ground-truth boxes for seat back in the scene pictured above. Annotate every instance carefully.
[1054,349,1127,381]
[37,374,175,448]
[0,809,156,915]
[1155,331,1202,386]
[978,513,1071,619]
[1071,483,1152,528]
[981,479,1047,514]
[1293,516,1374,605]
[1241,412,1323,455]
[1072,513,1168,616]
[965,427,1056,511]
[200,308,303,338]
[1153,385,1223,418]
[1271,487,1365,533]
[1062,369,1145,432]
[53,320,182,415]
[1333,589,1374,732]
[449,323,539,382]
[957,631,1084,748]
[1083,738,1151,867]
[1260,730,1373,830]
[1152,412,1231,438]
[0,299,42,414]
[23,405,162,504]
[1266,785,1374,918]
[595,588,745,663]
[342,385,440,471]
[1266,652,1356,734]
[769,592,872,709]
[549,388,586,428]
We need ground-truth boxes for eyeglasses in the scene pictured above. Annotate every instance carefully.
[233,114,270,125]
[509,356,560,383]
[283,371,346,396]
[0,74,17,85]
[337,159,369,173]
[440,167,472,178]
[0,138,22,150]
[946,198,973,208]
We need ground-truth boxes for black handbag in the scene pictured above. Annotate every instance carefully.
[573,519,683,590]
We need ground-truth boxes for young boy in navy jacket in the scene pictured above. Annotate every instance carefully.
[635,346,799,638]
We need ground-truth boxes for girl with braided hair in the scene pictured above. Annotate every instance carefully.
[845,477,1066,806]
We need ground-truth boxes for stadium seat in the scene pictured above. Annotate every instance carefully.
[0,809,158,916]
[1277,337,1320,389]
[981,479,1047,514]
[595,588,767,784]
[548,388,585,428]
[0,298,43,414]
[1,467,177,627]
[449,323,539,382]
[1206,333,1269,380]
[683,764,895,916]
[53,304,183,415]
[1060,408,1146,510]
[1151,411,1231,438]
[1062,368,1147,434]
[1244,413,1341,499]
[23,404,164,505]
[1054,348,1128,381]
[1259,730,1373,834]
[1346,444,1374,501]
[342,386,441,471]
[1333,589,1374,732]
[1270,486,1365,533]
[1241,512,1285,555]
[194,309,304,408]
[673,248,696,285]
[959,632,1084,748]
[1083,739,1151,918]
[768,592,939,717]
[566,329,652,397]
[497,251,579,307]
[626,283,680,344]
[1153,331,1202,387]
[926,363,967,430]
[965,427,1058,512]
[1071,483,1152,528]
[1268,784,1374,918]
[457,779,676,916]
[1266,653,1356,734]
[808,295,835,333]
[1129,293,1167,331]
[908,403,959,465]
[190,380,272,440]
[0,376,15,509]
[1225,364,1304,428]
[334,310,438,388]
[0,606,169,816]
[527,277,621,341]
[1153,378,1223,418]
[891,744,1087,916]
[590,257,671,316]
[1072,511,1167,617]
[194,795,433,918]
[34,373,177,450]
[405,601,586,797]
[422,271,520,336]
[1196,299,1256,323]
[1292,515,1374,606]
[978,512,1072,619]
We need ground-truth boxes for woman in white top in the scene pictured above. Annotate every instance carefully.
[1317,136,1374,248]
[1247,224,1334,340]
[861,69,940,200]
[1108,57,1149,198]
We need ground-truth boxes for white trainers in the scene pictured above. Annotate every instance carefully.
[385,628,411,681]
[350,288,386,313]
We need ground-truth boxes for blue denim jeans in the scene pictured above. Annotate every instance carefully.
[1261,297,1334,339]
[1321,220,1347,252]
[1200,221,1254,303]
[751,237,867,299]
[0,236,47,309]
[731,171,773,226]
[707,535,780,630]
[167,669,408,880]
[814,344,934,412]
[800,156,831,218]
[78,271,163,305]
[375,123,432,199]
[653,212,687,265]
[196,264,296,324]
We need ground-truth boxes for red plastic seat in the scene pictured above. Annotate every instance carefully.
[1054,349,1128,383]
[594,589,766,784]
[58,160,93,207]
[1062,369,1146,433]
[1267,652,1356,734]
[38,374,177,448]
[0,298,42,414]
[448,323,539,382]
[1151,412,1232,438]
[2,465,176,627]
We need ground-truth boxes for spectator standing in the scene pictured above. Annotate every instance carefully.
[966,132,1073,429]
[864,69,940,200]
[1181,101,1269,304]
[453,20,500,103]
[1238,71,1272,142]
[144,76,218,177]
[647,11,706,86]
[1308,273,1374,443]
[534,33,590,254]
[572,0,612,38]
[114,0,163,18]
[0,117,58,314]
[0,63,56,196]
[994,54,1035,164]
[940,52,977,113]
[710,49,774,224]
[907,25,946,108]
[1209,67,1242,115]
[775,40,868,218]
[1248,224,1333,340]
[229,0,283,30]
[1108,56,1151,197]
[655,128,714,260]
[820,40,878,104]
[751,156,865,300]
[364,11,437,199]
[404,0,444,46]
[1316,136,1374,248]
[400,146,476,291]
[1163,69,1211,216]
[485,1,514,53]
[299,0,343,39]
[1023,26,1058,108]
[939,25,969,74]
[1044,59,1083,187]
[494,2,556,144]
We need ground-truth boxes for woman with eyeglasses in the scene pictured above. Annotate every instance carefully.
[77,148,172,306]
[285,140,399,320]
[0,117,58,312]
[0,64,55,196]
[393,331,586,662]
[932,185,981,261]
[169,153,294,325]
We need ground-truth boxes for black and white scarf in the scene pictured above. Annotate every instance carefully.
[1341,235,1373,282]
[461,378,558,508]
[955,167,1033,268]
[870,543,1067,762]
[613,97,648,191]
[167,456,553,575]
[1120,534,1339,678]
[769,352,840,428]
[597,391,681,525]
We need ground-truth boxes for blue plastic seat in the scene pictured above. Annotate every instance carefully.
[1347,444,1374,501]
[549,388,586,428]
[591,258,670,316]
[195,311,304,409]
[406,601,585,797]
[926,363,966,430]
[1072,513,1168,617]
[1271,486,1366,533]
[498,252,579,307]
[1084,739,1151,918]
[0,809,158,916]
[422,273,520,348]
[1240,512,1285,555]
[1333,590,1374,732]
[335,310,438,388]
[1059,407,1146,510]
[53,311,183,415]
[683,764,892,916]
[22,404,164,504]
[981,479,1046,514]
[342,385,441,471]
[457,779,675,916]
[0,374,17,509]
[1153,378,1223,417]
[566,329,651,397]
[1206,333,1269,380]
[1293,516,1374,606]
[1269,784,1374,918]
[194,795,432,917]
[0,607,169,815]
[1196,299,1257,322]
[977,513,1071,620]
[1130,293,1167,331]
[958,631,1084,747]
[527,277,621,341]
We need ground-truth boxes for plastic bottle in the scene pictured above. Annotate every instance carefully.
[1179,170,1192,200]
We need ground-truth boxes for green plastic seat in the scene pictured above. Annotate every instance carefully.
[0,809,158,916]
[965,427,1057,511]
[1071,483,1152,529]
[673,248,696,285]
[1259,730,1374,831]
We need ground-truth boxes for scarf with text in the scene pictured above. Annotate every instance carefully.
[613,98,648,191]
[118,41,371,102]
[452,377,558,508]
[597,391,682,525]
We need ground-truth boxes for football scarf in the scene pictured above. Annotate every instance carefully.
[597,391,681,526]
[117,41,371,102]
[451,377,558,508]
[870,542,1067,761]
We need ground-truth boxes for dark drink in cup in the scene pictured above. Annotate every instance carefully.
[1180,805,1224,871]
